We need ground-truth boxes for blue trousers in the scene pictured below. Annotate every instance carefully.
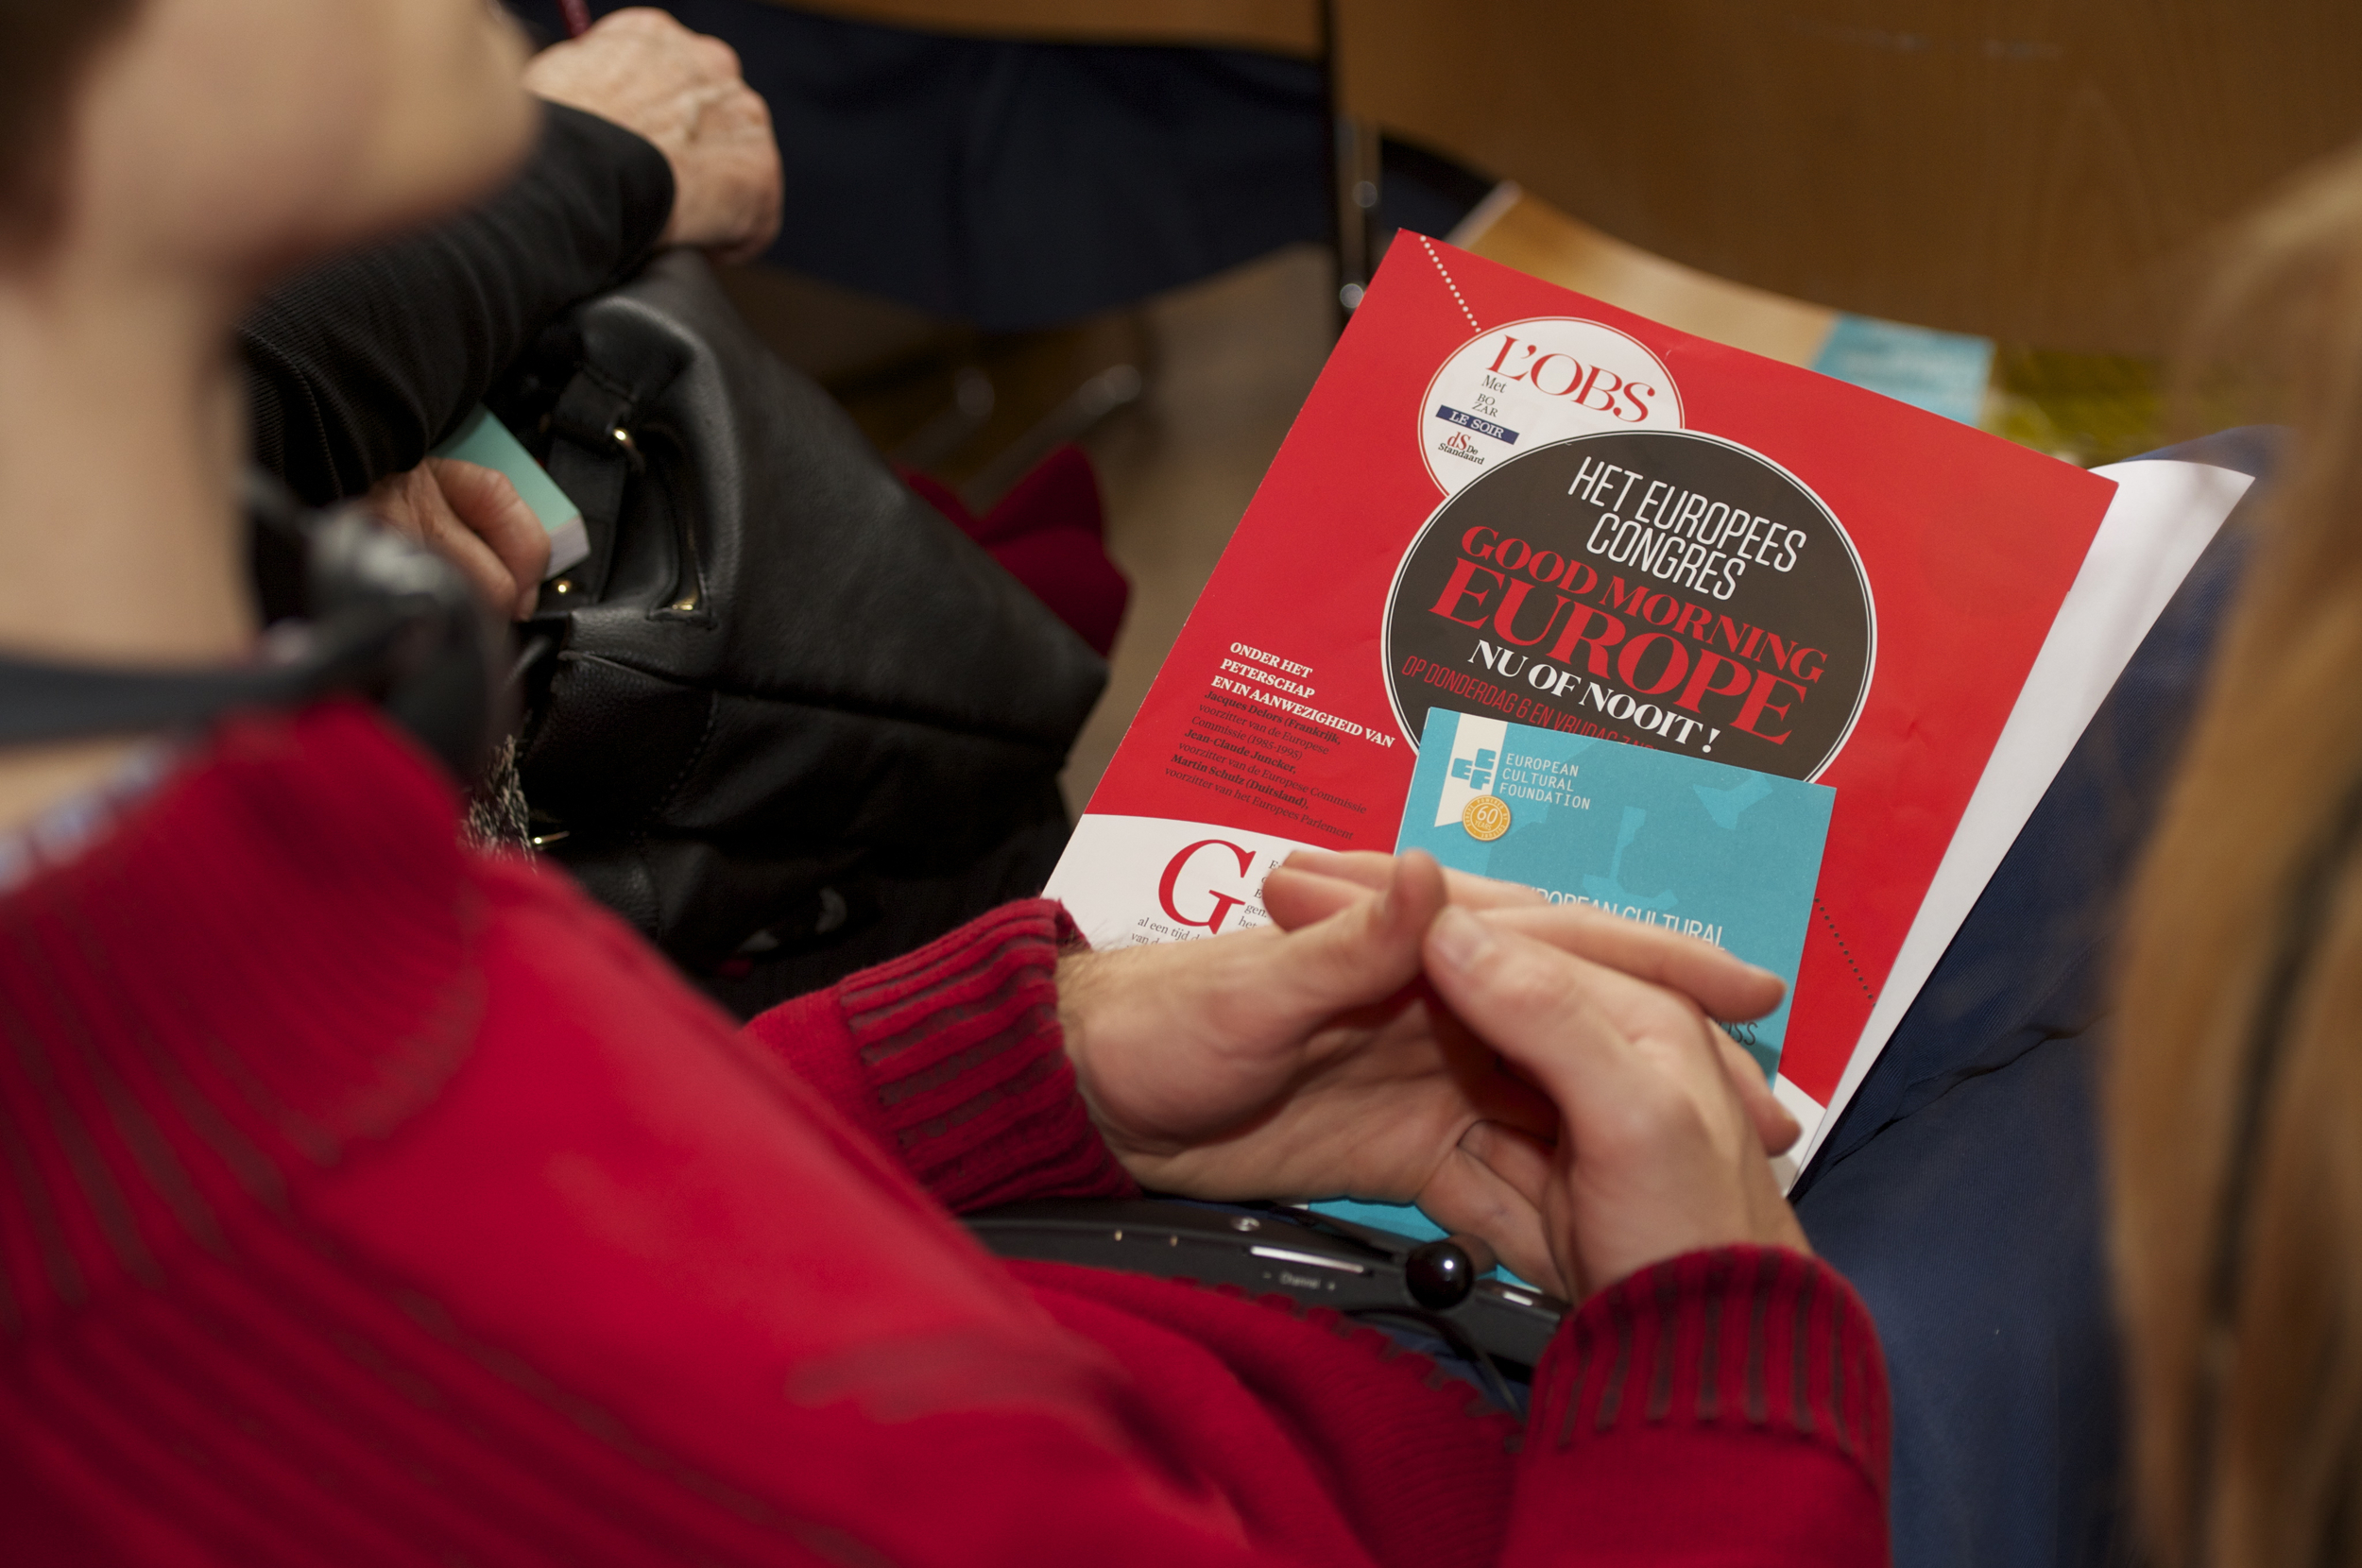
[505,0,1330,330]
[1793,431,2275,1568]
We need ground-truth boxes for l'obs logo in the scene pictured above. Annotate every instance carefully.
[1421,316,1684,495]
[1157,839,1257,934]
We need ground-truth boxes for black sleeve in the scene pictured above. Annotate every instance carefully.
[242,103,676,505]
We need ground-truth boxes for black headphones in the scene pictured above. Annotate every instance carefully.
[0,473,510,781]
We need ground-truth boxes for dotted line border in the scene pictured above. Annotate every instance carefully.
[1419,235,1482,333]
[1814,896,1876,1001]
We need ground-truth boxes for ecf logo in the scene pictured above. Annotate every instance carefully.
[1157,839,1257,934]
[1431,711,1511,829]
[1451,747,1498,793]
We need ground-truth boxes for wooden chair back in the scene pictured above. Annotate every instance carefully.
[1336,0,2362,352]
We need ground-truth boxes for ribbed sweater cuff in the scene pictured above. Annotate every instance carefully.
[1530,1247,1889,1498]
[796,900,1138,1213]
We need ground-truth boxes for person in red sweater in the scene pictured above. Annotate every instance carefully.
[0,1,1889,1563]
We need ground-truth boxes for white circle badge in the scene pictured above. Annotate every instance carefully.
[1420,316,1685,495]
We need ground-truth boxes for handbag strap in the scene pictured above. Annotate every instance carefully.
[543,372,640,600]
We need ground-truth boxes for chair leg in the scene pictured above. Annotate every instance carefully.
[1322,1,1382,326]
[1335,117,1383,316]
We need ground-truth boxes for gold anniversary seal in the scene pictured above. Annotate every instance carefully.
[1461,794,1512,843]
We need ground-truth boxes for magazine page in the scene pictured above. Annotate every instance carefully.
[1048,235,2115,1131]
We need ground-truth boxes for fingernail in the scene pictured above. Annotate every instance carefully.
[1429,906,1493,970]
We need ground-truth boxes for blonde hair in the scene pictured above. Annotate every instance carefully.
[2113,137,2362,1568]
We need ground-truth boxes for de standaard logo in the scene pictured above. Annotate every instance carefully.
[1383,429,1876,781]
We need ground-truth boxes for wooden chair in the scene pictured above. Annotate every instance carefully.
[1334,0,2362,354]
[1444,184,1839,367]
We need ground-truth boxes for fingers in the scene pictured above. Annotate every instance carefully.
[363,469,422,540]
[596,8,696,42]
[1422,910,1647,1112]
[691,31,744,81]
[1713,1031,1801,1156]
[427,459,548,619]
[1457,1116,1556,1211]
[587,11,744,100]
[525,8,783,259]
[1485,903,1786,1024]
[1261,852,1781,1024]
[1251,852,1447,1032]
[1258,863,1365,931]
[366,467,521,617]
[1415,1135,1567,1299]
[1271,849,1392,897]
[1426,910,1775,1178]
[1267,850,1546,921]
[1423,907,1807,1290]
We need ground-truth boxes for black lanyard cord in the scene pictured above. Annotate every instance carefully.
[0,601,424,748]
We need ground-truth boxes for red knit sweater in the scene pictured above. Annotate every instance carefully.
[0,707,1890,1566]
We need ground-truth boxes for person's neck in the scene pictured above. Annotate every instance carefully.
[0,249,255,832]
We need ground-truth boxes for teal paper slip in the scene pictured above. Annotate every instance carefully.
[1309,708,1834,1257]
[1396,707,1834,1078]
[431,404,589,578]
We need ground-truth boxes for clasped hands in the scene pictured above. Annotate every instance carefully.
[1056,850,1807,1301]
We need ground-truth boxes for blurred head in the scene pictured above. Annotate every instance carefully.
[0,0,533,288]
[2113,140,2362,1568]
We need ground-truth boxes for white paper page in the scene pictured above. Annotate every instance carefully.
[1792,457,2253,1172]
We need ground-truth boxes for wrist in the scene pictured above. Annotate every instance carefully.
[1054,946,1177,1184]
[1055,948,1123,1157]
[1571,1195,1811,1298]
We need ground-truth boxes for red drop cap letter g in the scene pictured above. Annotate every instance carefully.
[1158,839,1256,933]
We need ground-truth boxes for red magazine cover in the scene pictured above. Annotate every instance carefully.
[1046,236,2114,1120]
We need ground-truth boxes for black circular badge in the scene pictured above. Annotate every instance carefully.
[1383,430,1874,779]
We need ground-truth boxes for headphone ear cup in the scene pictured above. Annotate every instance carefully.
[302,507,514,787]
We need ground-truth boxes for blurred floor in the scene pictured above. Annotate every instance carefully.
[1059,244,1336,813]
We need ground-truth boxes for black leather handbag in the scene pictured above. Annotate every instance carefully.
[485,251,1106,1010]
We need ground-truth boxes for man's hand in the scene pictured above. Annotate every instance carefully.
[1060,854,1552,1264]
[366,458,548,620]
[1057,852,1794,1293]
[522,9,783,262]
[1262,848,1789,1027]
[1423,906,1809,1297]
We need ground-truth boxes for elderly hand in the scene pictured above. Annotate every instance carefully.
[1422,905,1809,1297]
[1058,852,1794,1295]
[365,458,548,621]
[522,9,783,262]
[1264,849,1803,1293]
